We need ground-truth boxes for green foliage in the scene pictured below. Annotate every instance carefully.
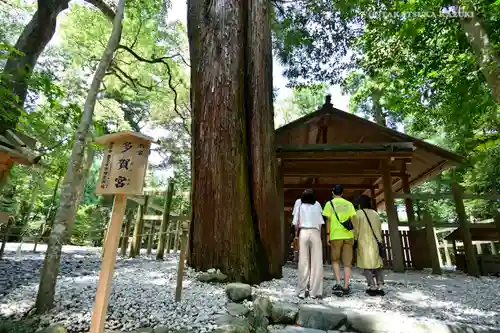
[275,83,328,127]
[0,0,191,246]
[273,0,500,223]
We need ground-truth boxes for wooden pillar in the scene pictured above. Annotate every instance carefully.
[451,183,479,276]
[130,195,149,258]
[494,212,500,243]
[156,182,175,260]
[175,221,190,302]
[120,211,132,256]
[370,187,377,210]
[443,240,452,266]
[381,159,405,272]
[423,212,441,274]
[433,227,443,268]
[166,223,172,254]
[173,220,181,252]
[490,242,497,255]
[475,243,482,255]
[277,159,285,265]
[146,222,155,255]
[401,166,416,231]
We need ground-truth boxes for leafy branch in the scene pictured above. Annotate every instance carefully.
[115,44,191,135]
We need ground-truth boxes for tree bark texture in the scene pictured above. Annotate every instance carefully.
[34,0,126,313]
[457,2,500,104]
[187,0,281,283]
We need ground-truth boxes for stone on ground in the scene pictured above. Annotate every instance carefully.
[296,304,346,331]
[225,283,252,302]
[136,328,154,333]
[227,303,250,317]
[268,326,325,333]
[249,296,271,333]
[197,271,228,283]
[254,296,272,318]
[270,302,298,325]
[214,314,251,333]
[153,327,169,333]
[44,325,68,333]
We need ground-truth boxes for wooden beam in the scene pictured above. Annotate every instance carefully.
[394,192,500,200]
[283,169,404,177]
[451,183,479,277]
[284,184,375,190]
[382,159,405,273]
[276,142,415,153]
[401,164,416,231]
[277,159,285,265]
[278,151,413,160]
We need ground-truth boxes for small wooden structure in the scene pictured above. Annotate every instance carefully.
[445,223,500,276]
[276,96,464,272]
[0,129,39,254]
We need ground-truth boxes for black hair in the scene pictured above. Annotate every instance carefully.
[300,188,316,205]
[355,194,373,210]
[332,184,344,196]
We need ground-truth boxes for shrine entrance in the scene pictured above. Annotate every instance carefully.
[275,95,464,272]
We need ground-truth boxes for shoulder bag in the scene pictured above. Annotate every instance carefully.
[361,209,386,259]
[329,201,354,231]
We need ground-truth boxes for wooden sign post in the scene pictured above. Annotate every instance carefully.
[89,131,154,333]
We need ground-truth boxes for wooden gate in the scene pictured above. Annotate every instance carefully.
[381,230,413,269]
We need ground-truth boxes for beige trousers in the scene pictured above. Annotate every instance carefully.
[298,228,323,297]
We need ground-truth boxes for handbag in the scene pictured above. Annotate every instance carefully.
[329,201,354,231]
[361,209,386,259]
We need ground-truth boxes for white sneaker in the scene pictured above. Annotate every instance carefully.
[298,291,306,299]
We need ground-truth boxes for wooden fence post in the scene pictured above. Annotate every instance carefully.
[166,224,172,254]
[424,212,441,274]
[451,183,479,277]
[156,182,175,260]
[130,195,149,258]
[146,222,155,255]
[175,221,190,302]
[120,211,132,256]
[173,220,180,253]
[443,240,452,266]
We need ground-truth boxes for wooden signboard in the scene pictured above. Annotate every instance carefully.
[90,131,154,333]
[96,132,152,195]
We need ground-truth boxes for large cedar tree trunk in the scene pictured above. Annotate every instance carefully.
[187,0,281,283]
[34,0,126,313]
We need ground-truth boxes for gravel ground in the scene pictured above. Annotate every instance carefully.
[1,243,499,332]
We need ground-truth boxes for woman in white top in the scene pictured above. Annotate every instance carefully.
[292,189,324,298]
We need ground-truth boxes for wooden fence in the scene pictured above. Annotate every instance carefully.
[287,228,417,269]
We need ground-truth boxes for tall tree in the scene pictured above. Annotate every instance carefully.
[188,0,281,283]
[34,0,126,313]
